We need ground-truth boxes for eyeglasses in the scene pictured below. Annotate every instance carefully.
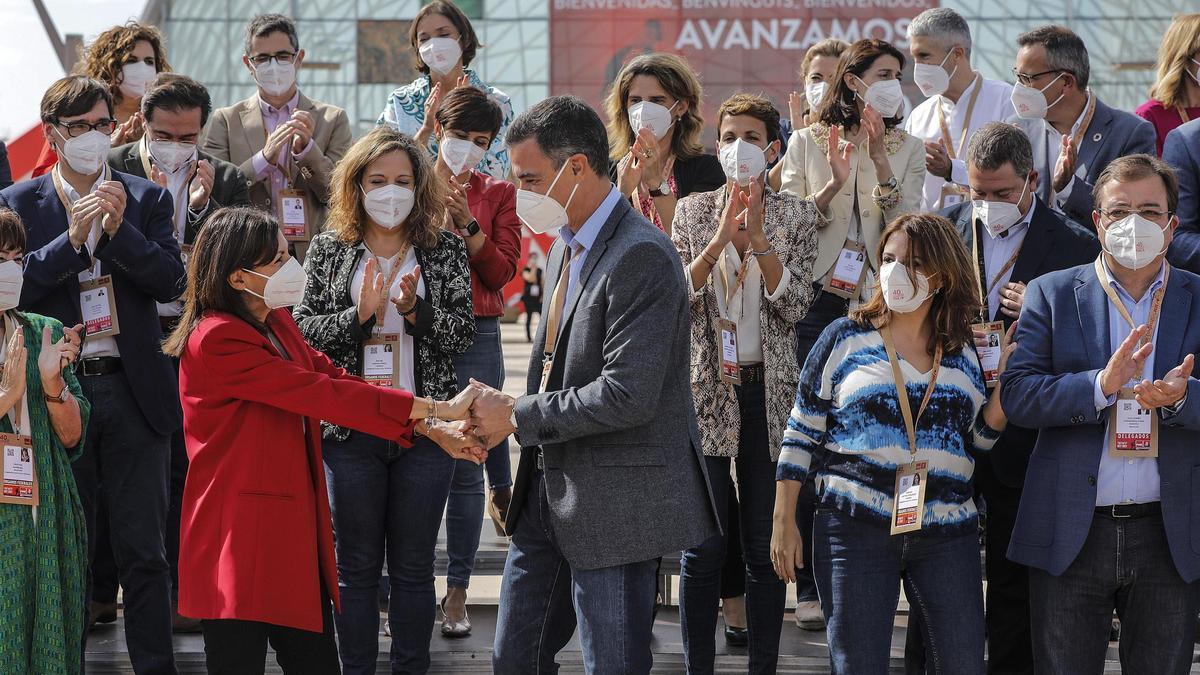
[248,51,297,66]
[56,119,117,137]
[1098,208,1173,222]
[1011,68,1063,87]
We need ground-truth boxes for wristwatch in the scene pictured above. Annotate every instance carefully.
[457,219,481,237]
[877,176,898,191]
[44,383,70,404]
[649,179,671,198]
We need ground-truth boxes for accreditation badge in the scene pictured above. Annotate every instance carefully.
[823,239,868,300]
[278,188,311,240]
[79,275,120,338]
[1109,388,1158,458]
[362,334,401,389]
[971,321,1005,388]
[890,460,928,535]
[0,433,37,507]
[715,317,741,386]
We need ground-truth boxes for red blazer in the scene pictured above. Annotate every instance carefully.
[461,170,521,317]
[177,309,417,632]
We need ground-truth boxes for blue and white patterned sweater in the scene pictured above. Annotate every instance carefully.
[776,317,1001,534]
[377,69,514,179]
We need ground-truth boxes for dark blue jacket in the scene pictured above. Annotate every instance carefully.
[1001,263,1200,581]
[1163,118,1200,274]
[0,170,185,435]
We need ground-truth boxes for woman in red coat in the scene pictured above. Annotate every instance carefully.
[163,206,483,673]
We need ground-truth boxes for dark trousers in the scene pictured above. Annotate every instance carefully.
[75,372,176,674]
[201,595,340,675]
[679,382,785,674]
[1028,510,1200,675]
[792,285,849,602]
[492,469,658,675]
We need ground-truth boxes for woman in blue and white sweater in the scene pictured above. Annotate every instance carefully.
[769,213,1013,675]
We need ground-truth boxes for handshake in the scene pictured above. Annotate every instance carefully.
[423,380,519,465]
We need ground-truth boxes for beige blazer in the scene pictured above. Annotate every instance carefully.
[201,92,352,232]
[779,122,925,282]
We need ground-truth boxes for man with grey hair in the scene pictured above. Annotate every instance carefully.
[1009,24,1155,228]
[904,7,1016,211]
[468,95,719,674]
[908,120,1099,673]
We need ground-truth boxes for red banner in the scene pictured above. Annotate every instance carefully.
[550,0,935,134]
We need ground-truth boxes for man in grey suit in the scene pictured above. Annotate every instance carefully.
[1008,25,1155,229]
[470,95,719,674]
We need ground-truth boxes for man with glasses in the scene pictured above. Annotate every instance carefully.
[108,72,249,633]
[1007,25,1155,229]
[201,13,351,260]
[0,75,185,674]
[1002,154,1200,673]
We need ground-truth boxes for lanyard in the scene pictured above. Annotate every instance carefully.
[1178,106,1191,124]
[935,73,983,161]
[1093,257,1169,349]
[970,219,1024,316]
[368,244,410,327]
[139,138,194,239]
[879,322,943,462]
[714,186,753,322]
[52,164,110,277]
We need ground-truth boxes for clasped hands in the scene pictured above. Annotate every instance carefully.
[424,379,517,464]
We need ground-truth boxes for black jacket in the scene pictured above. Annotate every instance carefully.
[608,152,726,200]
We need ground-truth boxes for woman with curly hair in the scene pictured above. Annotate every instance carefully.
[292,126,476,674]
[1135,14,1200,155]
[32,22,171,176]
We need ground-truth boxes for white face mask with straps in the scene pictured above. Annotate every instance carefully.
[241,257,307,309]
[515,160,579,235]
[880,261,934,313]
[0,260,24,312]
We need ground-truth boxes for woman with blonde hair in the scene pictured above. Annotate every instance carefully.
[292,126,476,673]
[1136,14,1200,155]
[770,213,1012,674]
[604,52,725,235]
[771,38,850,191]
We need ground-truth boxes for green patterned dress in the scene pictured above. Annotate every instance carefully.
[0,313,90,674]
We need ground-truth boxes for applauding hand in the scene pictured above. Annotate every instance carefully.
[1133,353,1194,410]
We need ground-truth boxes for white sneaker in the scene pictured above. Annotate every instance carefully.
[794,600,825,631]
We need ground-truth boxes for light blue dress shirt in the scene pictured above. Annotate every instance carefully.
[1091,259,1167,506]
[558,184,622,304]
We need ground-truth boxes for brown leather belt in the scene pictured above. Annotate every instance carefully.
[737,364,765,385]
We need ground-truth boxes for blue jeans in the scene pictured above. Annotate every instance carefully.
[1028,510,1200,675]
[679,381,785,674]
[323,432,454,675]
[445,317,511,589]
[793,285,848,603]
[493,469,658,675]
[813,508,985,675]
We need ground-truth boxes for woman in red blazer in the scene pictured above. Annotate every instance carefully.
[163,206,483,673]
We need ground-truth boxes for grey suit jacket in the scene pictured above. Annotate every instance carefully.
[1009,97,1156,228]
[508,193,720,570]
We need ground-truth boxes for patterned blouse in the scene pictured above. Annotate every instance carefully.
[377,69,514,179]
[292,230,476,441]
[777,318,1001,534]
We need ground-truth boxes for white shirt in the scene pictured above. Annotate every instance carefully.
[55,165,119,359]
[978,199,1035,320]
[350,245,425,394]
[1045,92,1094,207]
[904,75,1016,211]
[151,144,196,318]
[702,243,791,365]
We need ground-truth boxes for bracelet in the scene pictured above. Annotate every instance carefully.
[425,399,437,431]
[751,245,774,257]
[701,251,720,266]
[401,300,419,317]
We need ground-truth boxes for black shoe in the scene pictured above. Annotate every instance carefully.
[724,625,748,647]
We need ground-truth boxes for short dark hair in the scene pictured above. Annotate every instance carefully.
[0,209,27,254]
[409,1,480,75]
[966,122,1034,177]
[434,86,502,139]
[506,95,610,177]
[1017,25,1090,90]
[717,94,782,145]
[40,75,114,124]
[1093,154,1180,214]
[821,39,908,131]
[142,73,212,127]
[244,14,299,55]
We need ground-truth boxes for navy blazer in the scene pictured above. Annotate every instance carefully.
[1163,118,1200,274]
[0,141,11,190]
[0,171,186,435]
[1000,262,1200,581]
[1009,97,1156,228]
[942,197,1100,487]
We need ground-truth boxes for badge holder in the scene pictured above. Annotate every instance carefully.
[1109,388,1158,458]
[891,460,928,535]
[823,240,868,300]
[971,320,1005,388]
[278,188,311,241]
[181,243,194,266]
[715,317,741,386]
[362,334,402,389]
[79,275,121,338]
